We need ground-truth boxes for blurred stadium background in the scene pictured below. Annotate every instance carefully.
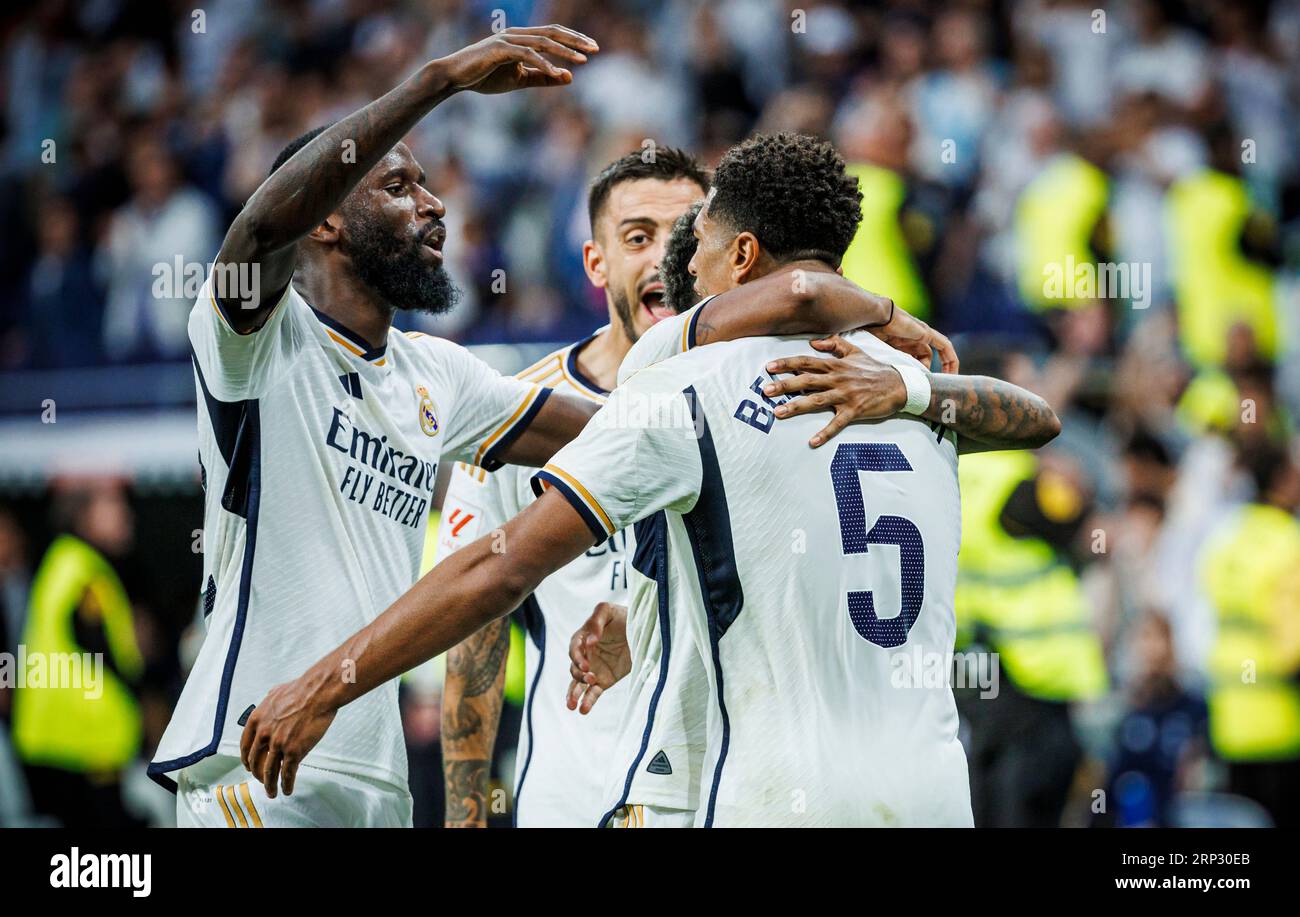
[1,0,1299,828]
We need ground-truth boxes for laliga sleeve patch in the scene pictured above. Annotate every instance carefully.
[438,498,484,556]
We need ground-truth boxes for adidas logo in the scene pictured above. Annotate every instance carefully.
[646,750,673,775]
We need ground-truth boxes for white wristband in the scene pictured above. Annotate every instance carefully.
[893,363,932,416]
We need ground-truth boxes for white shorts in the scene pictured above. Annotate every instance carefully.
[175,755,412,828]
[605,803,695,828]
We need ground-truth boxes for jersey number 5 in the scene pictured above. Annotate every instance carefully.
[829,442,924,648]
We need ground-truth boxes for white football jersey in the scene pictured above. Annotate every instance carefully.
[537,330,972,827]
[150,275,549,794]
[435,330,636,827]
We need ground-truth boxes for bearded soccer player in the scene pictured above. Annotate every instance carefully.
[238,132,1060,827]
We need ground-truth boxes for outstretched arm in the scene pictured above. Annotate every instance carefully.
[441,617,510,828]
[763,337,1060,452]
[214,26,597,328]
[493,392,599,468]
[240,488,598,798]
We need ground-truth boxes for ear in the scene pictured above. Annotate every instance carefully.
[308,213,342,246]
[731,231,762,283]
[582,239,608,289]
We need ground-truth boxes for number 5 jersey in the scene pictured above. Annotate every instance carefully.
[536,325,972,827]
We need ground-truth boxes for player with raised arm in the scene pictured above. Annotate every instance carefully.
[149,26,611,828]
[237,134,1059,828]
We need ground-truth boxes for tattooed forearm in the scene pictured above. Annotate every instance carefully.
[922,374,1061,453]
[441,616,510,827]
[444,759,491,828]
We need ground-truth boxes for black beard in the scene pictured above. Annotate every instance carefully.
[345,211,460,316]
[611,287,640,345]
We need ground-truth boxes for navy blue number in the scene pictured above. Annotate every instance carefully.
[829,442,924,648]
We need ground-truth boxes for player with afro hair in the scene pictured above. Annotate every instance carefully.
[698,132,863,272]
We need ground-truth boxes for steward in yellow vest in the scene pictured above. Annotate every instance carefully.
[957,451,1108,701]
[12,534,143,773]
[841,162,933,322]
[955,450,1107,826]
[1014,153,1110,312]
[1198,446,1300,825]
[1166,169,1279,369]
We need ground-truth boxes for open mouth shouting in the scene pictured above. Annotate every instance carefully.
[639,279,673,323]
[419,223,446,264]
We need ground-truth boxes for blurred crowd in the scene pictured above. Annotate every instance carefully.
[2,0,1300,827]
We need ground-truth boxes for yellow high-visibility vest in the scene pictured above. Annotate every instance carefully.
[1015,154,1109,311]
[1166,169,1278,367]
[955,451,1108,702]
[12,535,143,773]
[1201,504,1300,761]
[841,163,931,321]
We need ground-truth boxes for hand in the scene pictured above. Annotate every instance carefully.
[763,336,916,447]
[436,25,598,95]
[239,680,338,798]
[870,303,959,374]
[567,602,630,714]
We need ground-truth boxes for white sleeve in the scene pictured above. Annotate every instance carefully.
[437,343,553,471]
[616,295,717,387]
[434,461,519,562]
[531,366,703,541]
[187,270,308,401]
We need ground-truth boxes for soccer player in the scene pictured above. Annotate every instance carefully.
[149,26,609,828]
[239,133,1060,827]
[437,149,710,828]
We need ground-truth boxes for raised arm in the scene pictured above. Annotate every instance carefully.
[240,488,598,798]
[763,336,1060,452]
[214,26,598,328]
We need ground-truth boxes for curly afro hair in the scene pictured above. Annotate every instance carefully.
[661,201,704,314]
[707,132,862,265]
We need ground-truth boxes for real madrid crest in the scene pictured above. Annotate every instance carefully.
[416,385,439,436]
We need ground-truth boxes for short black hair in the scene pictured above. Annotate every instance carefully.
[661,201,703,314]
[587,147,710,236]
[707,132,862,265]
[270,123,335,177]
